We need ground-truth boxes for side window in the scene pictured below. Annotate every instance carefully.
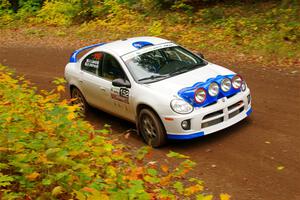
[102,53,125,81]
[81,52,104,75]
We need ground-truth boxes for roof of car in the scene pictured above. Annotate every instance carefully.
[96,36,171,56]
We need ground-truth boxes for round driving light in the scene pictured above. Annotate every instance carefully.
[208,82,219,97]
[194,88,206,104]
[181,120,191,130]
[241,81,247,91]
[232,75,243,89]
[221,78,232,92]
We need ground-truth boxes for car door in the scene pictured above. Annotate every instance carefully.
[101,53,134,121]
[79,52,113,111]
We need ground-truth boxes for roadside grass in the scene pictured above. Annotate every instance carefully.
[0,1,299,69]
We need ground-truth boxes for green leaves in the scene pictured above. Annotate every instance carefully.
[0,66,220,199]
[167,151,189,159]
[0,174,14,187]
[136,146,151,160]
[173,181,184,194]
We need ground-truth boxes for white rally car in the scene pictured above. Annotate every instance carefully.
[65,36,252,147]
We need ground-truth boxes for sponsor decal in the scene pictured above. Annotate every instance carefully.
[84,59,99,69]
[120,88,129,98]
[111,87,129,104]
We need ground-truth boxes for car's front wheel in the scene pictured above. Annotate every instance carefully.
[138,109,167,148]
[71,87,89,115]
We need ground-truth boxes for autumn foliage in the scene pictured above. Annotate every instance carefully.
[0,65,231,199]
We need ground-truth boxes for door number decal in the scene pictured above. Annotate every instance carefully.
[111,87,129,104]
[120,88,129,98]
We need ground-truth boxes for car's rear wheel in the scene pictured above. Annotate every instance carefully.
[138,109,167,148]
[71,87,88,115]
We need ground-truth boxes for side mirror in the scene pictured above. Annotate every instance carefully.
[193,51,204,59]
[198,53,204,59]
[112,78,131,88]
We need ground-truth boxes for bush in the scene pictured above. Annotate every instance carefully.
[0,65,226,199]
[34,0,82,26]
[15,0,43,20]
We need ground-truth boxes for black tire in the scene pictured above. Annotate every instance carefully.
[71,87,89,115]
[138,109,167,148]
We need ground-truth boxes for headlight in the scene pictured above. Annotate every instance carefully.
[232,75,243,89]
[194,88,206,104]
[208,82,219,97]
[170,99,194,114]
[221,78,232,92]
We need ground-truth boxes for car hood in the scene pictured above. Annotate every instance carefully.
[145,63,235,97]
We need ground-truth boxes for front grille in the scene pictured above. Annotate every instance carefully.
[228,101,244,119]
[229,107,244,119]
[201,109,224,128]
[202,117,224,128]
[203,109,223,120]
[201,99,245,129]
[228,101,243,111]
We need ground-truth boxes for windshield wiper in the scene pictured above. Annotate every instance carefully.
[190,62,207,69]
[138,74,169,82]
[169,63,207,76]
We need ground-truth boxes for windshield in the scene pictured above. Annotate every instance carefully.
[124,46,207,83]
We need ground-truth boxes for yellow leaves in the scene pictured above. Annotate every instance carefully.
[67,112,76,120]
[220,193,231,200]
[77,188,109,200]
[148,20,163,36]
[197,194,213,200]
[67,104,80,112]
[26,172,40,181]
[52,186,64,196]
[106,166,117,178]
[56,85,65,92]
[66,105,80,120]
[184,184,204,196]
[37,154,53,165]
[277,166,285,171]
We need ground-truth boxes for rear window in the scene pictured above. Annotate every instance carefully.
[81,52,104,75]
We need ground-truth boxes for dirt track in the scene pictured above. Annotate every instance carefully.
[1,45,300,200]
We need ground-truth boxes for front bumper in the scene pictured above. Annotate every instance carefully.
[162,89,252,140]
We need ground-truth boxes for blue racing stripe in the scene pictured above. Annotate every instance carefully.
[246,108,253,116]
[70,43,106,63]
[167,131,204,140]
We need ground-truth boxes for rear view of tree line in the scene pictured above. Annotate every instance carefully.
[1,0,299,60]
[5,0,299,13]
